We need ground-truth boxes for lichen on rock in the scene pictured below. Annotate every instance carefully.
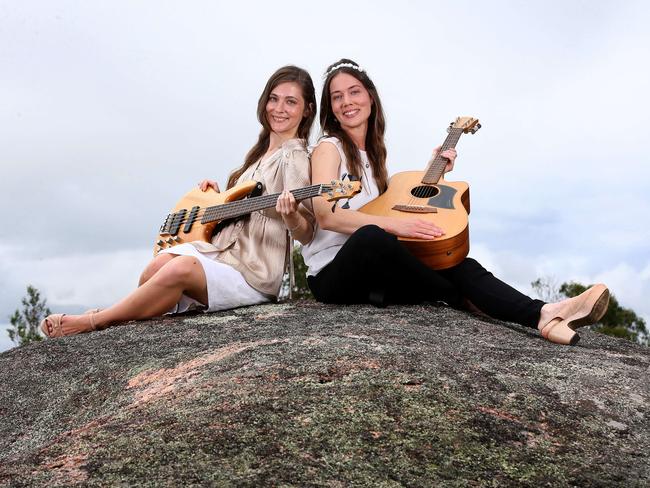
[1,302,648,487]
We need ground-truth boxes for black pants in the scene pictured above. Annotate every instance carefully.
[308,225,544,328]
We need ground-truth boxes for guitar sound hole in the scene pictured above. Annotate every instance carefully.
[410,185,439,198]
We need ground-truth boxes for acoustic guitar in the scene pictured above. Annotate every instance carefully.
[360,117,480,270]
[154,179,361,255]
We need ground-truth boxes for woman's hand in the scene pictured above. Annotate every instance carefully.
[276,189,313,244]
[276,189,300,229]
[198,179,220,192]
[432,146,458,174]
[389,217,445,240]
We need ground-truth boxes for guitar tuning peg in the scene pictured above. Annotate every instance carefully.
[341,172,348,180]
[341,200,350,209]
[331,201,337,213]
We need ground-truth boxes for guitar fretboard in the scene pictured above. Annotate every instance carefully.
[422,128,464,184]
[201,184,325,224]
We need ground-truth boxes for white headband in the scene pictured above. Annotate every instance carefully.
[324,62,365,79]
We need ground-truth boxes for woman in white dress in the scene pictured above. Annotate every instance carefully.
[41,65,316,337]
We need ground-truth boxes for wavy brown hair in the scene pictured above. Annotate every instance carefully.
[226,65,316,189]
[320,58,388,193]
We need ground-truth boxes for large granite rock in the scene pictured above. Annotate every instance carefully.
[0,302,648,487]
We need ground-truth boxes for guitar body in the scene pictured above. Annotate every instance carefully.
[153,181,259,255]
[360,170,471,270]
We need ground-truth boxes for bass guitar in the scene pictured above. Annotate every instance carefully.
[360,116,480,269]
[154,179,361,255]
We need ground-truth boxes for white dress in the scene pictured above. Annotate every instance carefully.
[160,243,268,313]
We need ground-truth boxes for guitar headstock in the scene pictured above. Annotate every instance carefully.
[448,116,481,134]
[323,179,362,202]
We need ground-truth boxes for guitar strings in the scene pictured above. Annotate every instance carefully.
[159,184,340,231]
[408,128,462,205]
[189,186,325,222]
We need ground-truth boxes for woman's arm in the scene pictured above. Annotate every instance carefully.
[275,148,315,245]
[311,143,444,239]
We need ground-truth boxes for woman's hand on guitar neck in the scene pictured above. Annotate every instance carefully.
[198,179,220,192]
[387,217,445,240]
[276,189,313,245]
[432,146,458,174]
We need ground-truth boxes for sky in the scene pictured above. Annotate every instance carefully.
[1,0,649,352]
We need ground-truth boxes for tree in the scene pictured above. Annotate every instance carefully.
[531,276,564,303]
[290,247,313,299]
[8,285,51,346]
[280,246,313,300]
[531,278,648,346]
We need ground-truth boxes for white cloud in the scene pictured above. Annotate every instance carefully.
[0,325,15,354]
[1,243,151,318]
[1,1,649,350]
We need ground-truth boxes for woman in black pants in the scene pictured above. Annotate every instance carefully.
[301,58,609,346]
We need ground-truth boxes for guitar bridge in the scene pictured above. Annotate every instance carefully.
[392,204,438,214]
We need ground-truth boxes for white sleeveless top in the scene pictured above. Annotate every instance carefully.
[302,137,380,276]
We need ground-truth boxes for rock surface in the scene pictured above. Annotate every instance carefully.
[0,301,648,487]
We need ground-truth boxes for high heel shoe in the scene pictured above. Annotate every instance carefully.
[539,284,610,345]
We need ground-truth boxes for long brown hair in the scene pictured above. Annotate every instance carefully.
[320,58,388,193]
[226,65,316,189]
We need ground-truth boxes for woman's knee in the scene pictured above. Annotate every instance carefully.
[139,253,175,285]
[155,256,203,286]
[349,225,395,248]
[458,257,480,270]
[447,257,492,282]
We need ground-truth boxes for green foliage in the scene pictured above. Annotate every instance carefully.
[290,247,313,300]
[8,285,51,346]
[559,281,648,346]
[280,246,313,300]
[532,277,648,346]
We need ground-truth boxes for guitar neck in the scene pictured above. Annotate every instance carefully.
[421,128,464,184]
[201,184,323,224]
